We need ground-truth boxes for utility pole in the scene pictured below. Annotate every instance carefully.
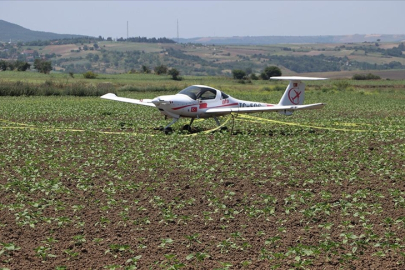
[127,21,129,40]
[177,19,179,43]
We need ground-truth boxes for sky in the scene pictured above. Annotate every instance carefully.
[1,1,405,39]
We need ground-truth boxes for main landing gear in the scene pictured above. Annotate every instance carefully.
[161,117,226,134]
[162,117,179,135]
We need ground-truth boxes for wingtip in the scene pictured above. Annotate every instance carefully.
[101,93,117,99]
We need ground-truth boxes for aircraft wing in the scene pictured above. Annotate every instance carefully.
[100,93,156,107]
[205,103,325,114]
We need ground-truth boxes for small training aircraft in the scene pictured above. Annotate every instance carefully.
[101,76,327,134]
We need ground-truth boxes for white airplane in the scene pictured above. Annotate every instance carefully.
[101,76,327,134]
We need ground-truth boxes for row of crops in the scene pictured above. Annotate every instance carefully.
[1,82,405,269]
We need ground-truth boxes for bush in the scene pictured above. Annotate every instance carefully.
[232,69,246,80]
[261,85,284,91]
[250,73,259,80]
[154,65,168,75]
[333,80,350,91]
[119,85,181,92]
[83,71,98,79]
[0,80,114,96]
[352,73,381,80]
[260,66,282,80]
[168,68,181,80]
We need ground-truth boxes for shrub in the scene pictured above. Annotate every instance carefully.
[260,66,282,80]
[333,80,350,91]
[250,73,259,80]
[352,73,381,80]
[0,80,113,96]
[168,68,181,80]
[232,69,246,80]
[119,85,181,92]
[83,71,98,79]
[154,65,168,75]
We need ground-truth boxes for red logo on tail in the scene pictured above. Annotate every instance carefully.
[288,88,302,105]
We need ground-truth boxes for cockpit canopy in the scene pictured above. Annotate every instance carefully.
[178,85,229,100]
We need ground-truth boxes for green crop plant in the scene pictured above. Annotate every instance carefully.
[159,238,174,249]
[1,77,405,268]
[34,245,57,261]
[0,242,20,258]
[186,252,210,263]
[72,235,86,246]
[184,233,201,248]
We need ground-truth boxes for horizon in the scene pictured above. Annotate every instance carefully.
[1,1,405,39]
[2,18,404,41]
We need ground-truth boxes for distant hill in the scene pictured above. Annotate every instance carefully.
[179,34,405,45]
[0,20,89,42]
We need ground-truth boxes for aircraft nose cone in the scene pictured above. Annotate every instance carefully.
[152,97,163,105]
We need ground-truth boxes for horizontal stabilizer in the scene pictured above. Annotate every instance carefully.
[206,103,325,114]
[101,93,155,107]
[270,76,328,81]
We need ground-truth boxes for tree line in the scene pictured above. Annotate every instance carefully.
[338,43,405,57]
[22,36,175,47]
[0,59,52,74]
[232,66,281,80]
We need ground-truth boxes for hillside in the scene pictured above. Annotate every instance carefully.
[1,20,404,78]
[179,34,405,45]
[0,20,88,42]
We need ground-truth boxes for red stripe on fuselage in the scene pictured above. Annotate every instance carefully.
[209,103,239,109]
[172,104,193,110]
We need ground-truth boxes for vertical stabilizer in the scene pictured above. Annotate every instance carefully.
[278,80,305,106]
[271,76,327,116]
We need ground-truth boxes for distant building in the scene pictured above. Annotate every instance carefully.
[22,50,34,56]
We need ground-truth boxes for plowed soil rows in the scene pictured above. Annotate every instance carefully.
[1,90,405,269]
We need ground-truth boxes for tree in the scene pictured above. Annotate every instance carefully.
[0,60,7,71]
[168,68,181,80]
[141,65,151,74]
[260,66,282,80]
[250,73,259,80]
[245,67,252,75]
[154,65,168,75]
[7,62,15,71]
[232,69,246,80]
[34,59,52,74]
[15,61,30,71]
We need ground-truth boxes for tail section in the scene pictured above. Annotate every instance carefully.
[278,79,306,106]
[271,76,327,115]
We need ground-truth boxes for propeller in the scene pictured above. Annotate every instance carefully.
[151,97,166,105]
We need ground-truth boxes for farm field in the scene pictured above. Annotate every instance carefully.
[1,76,405,269]
[14,40,405,77]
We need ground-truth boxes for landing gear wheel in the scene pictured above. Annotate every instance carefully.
[220,126,228,132]
[164,127,173,135]
[182,124,192,133]
[154,126,164,131]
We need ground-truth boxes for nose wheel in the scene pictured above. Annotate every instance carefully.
[162,117,179,135]
[182,124,192,132]
[164,127,173,135]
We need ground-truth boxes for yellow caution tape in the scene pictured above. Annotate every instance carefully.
[1,114,402,136]
[236,114,402,133]
[184,115,232,136]
[0,119,35,127]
